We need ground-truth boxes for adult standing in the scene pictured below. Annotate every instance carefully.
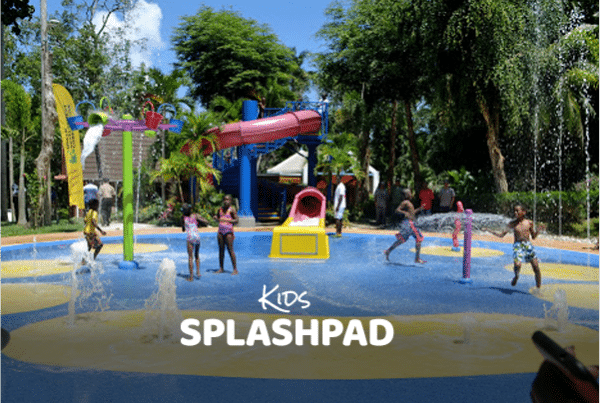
[390,180,404,225]
[390,180,403,209]
[334,178,346,237]
[83,181,99,211]
[97,178,116,226]
[418,182,435,216]
[374,182,389,227]
[438,180,455,212]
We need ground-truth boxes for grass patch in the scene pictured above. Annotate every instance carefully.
[1,221,83,238]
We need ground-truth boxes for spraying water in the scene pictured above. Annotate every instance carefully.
[66,240,112,326]
[142,258,183,343]
[414,212,510,234]
[81,124,104,170]
[543,288,569,332]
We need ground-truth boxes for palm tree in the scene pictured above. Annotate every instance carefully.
[1,80,36,226]
[152,109,221,205]
[316,131,364,207]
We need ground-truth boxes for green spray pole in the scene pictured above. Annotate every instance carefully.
[88,110,175,270]
[117,117,138,269]
[122,128,134,262]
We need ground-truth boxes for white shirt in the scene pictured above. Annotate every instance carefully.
[334,182,346,210]
[83,183,98,203]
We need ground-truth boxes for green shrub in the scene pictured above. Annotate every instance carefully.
[348,195,375,223]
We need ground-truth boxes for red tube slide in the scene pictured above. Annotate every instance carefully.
[187,110,322,155]
[289,187,327,222]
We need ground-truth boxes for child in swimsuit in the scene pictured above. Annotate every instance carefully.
[83,198,106,260]
[488,204,545,290]
[214,195,239,275]
[182,204,208,281]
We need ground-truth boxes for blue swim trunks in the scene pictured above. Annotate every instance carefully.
[513,241,537,264]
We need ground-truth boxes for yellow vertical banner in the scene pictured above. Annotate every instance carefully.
[52,84,84,209]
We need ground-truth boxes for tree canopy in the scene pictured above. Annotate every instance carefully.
[1,0,35,35]
[172,6,305,107]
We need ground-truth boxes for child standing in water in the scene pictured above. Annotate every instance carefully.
[488,204,544,290]
[214,195,239,275]
[182,204,208,281]
[384,189,426,264]
[84,198,106,260]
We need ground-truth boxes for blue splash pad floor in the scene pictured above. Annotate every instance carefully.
[1,233,598,402]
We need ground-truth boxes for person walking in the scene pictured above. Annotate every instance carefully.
[333,179,346,237]
[97,178,116,226]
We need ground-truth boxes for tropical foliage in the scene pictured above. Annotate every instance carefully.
[1,0,597,236]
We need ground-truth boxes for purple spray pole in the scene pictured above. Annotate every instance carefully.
[460,209,473,284]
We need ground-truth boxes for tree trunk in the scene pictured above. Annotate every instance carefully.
[177,178,184,204]
[403,99,422,190]
[18,138,27,225]
[95,146,103,179]
[9,137,15,221]
[477,96,508,193]
[36,45,57,226]
[387,100,398,189]
[1,140,7,222]
[357,126,371,205]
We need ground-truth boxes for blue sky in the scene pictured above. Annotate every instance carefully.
[42,0,333,100]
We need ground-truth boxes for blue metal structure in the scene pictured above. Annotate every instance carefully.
[212,100,329,223]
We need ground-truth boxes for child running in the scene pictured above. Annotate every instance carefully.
[182,204,208,281]
[384,188,426,264]
[83,198,106,260]
[488,204,544,290]
[214,195,239,275]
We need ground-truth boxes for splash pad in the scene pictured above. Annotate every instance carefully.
[1,232,597,402]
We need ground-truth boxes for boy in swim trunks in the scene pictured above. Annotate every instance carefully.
[384,188,426,264]
[488,204,544,290]
[214,195,239,275]
[83,198,106,260]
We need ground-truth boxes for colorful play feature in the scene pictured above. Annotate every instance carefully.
[198,109,322,154]
[269,187,330,259]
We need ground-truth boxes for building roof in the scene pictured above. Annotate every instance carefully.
[81,130,159,182]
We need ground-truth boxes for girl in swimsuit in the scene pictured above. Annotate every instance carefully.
[182,204,208,281]
[214,195,239,275]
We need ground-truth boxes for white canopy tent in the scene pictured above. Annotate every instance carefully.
[266,150,380,194]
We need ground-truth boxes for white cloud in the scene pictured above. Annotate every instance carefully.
[93,0,165,68]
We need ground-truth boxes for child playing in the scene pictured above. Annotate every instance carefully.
[451,201,464,251]
[182,204,208,281]
[84,198,106,260]
[488,204,544,290]
[384,188,426,264]
[214,195,239,275]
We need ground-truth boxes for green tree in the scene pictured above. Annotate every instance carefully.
[1,0,35,35]
[437,0,533,193]
[315,0,432,201]
[316,130,363,207]
[173,6,303,107]
[152,109,221,205]
[1,80,36,225]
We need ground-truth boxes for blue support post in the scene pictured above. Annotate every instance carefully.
[306,142,318,187]
[238,100,257,227]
